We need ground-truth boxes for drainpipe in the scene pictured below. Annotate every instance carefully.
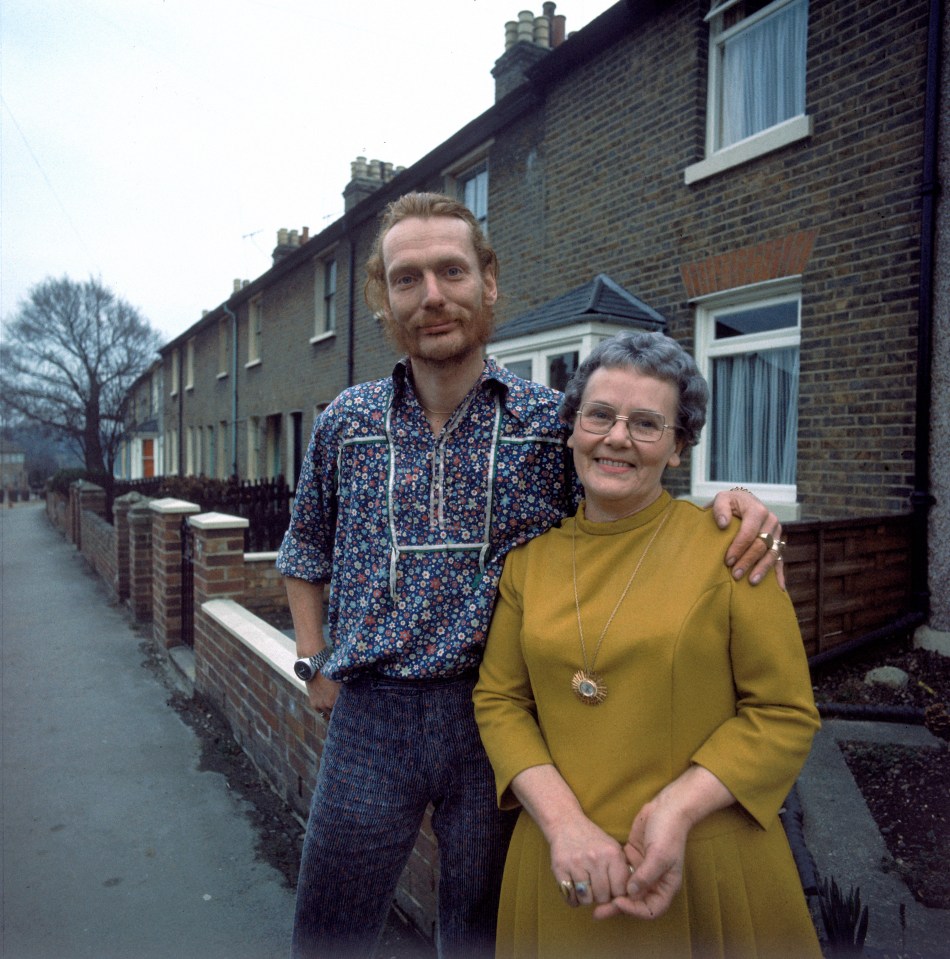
[910,0,942,617]
[223,303,239,479]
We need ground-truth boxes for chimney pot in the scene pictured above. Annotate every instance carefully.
[233,279,242,293]
[517,10,534,43]
[277,228,289,246]
[534,15,550,47]
[504,19,518,49]
[552,13,566,46]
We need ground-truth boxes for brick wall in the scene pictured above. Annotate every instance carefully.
[242,553,289,623]
[488,0,928,519]
[80,510,117,598]
[195,599,439,940]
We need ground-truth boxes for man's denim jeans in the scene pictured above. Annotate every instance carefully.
[291,671,515,959]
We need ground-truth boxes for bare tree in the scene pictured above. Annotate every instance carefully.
[0,276,163,476]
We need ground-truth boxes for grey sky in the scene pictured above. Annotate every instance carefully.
[1,0,610,341]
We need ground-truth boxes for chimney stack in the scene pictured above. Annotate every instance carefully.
[272,226,306,265]
[492,4,567,102]
[343,155,406,212]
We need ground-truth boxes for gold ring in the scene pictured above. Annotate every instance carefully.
[758,532,774,551]
[769,539,786,556]
[559,879,574,902]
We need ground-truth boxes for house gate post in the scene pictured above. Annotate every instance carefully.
[149,498,201,648]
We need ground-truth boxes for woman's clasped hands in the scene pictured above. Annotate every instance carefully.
[553,804,687,921]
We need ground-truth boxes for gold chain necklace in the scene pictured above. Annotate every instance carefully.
[570,501,672,705]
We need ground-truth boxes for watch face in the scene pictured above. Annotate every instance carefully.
[294,660,314,681]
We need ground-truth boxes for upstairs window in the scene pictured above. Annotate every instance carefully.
[218,317,229,377]
[313,257,336,340]
[185,338,195,391]
[692,285,800,507]
[458,162,488,233]
[248,297,263,366]
[687,0,810,183]
[709,0,807,150]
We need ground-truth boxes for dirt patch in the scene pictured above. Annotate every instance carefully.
[812,642,950,911]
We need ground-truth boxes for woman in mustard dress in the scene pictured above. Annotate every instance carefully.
[473,331,822,959]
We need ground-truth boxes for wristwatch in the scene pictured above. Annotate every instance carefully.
[293,647,332,682]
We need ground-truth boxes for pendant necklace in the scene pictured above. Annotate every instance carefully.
[570,501,672,705]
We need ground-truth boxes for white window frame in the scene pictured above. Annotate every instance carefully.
[685,0,811,185]
[444,143,493,235]
[691,280,801,516]
[170,349,180,396]
[489,323,632,390]
[246,416,260,480]
[247,297,263,367]
[311,255,337,343]
[185,338,196,391]
[217,317,229,378]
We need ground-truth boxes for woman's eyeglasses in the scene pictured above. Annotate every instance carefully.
[577,403,672,443]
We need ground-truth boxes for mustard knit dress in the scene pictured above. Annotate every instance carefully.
[474,492,822,959]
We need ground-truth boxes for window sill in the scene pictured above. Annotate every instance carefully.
[309,330,336,345]
[685,489,801,522]
[684,115,812,186]
[217,371,228,380]
[245,359,262,370]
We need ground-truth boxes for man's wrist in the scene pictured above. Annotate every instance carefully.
[293,647,332,682]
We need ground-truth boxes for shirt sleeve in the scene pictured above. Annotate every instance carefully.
[474,546,556,810]
[690,576,821,830]
[275,410,337,583]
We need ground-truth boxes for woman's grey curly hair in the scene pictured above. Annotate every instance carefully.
[559,330,709,448]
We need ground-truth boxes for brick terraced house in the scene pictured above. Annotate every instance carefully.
[149,0,947,650]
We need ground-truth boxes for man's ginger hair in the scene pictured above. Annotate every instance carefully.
[364,192,499,317]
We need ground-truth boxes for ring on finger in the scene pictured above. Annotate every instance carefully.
[573,880,590,897]
[558,879,574,902]
[758,531,774,551]
[769,539,787,559]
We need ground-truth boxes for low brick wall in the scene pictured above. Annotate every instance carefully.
[80,510,118,599]
[242,552,289,623]
[195,600,438,940]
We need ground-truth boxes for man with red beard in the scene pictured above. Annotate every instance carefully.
[277,193,782,959]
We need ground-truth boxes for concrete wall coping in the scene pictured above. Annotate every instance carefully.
[189,512,250,530]
[149,498,202,515]
[244,551,279,563]
[202,599,302,688]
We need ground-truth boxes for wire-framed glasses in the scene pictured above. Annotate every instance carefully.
[577,402,672,443]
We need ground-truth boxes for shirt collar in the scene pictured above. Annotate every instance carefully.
[392,356,535,421]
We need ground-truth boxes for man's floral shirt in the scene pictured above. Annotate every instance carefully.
[276,359,578,680]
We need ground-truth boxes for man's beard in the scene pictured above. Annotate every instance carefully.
[384,303,495,366]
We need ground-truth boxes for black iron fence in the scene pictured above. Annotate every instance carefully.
[110,475,293,552]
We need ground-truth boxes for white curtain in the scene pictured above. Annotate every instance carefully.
[721,0,808,147]
[711,347,799,485]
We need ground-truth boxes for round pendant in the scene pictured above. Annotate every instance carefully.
[571,669,607,705]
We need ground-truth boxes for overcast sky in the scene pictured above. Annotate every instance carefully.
[2,0,612,342]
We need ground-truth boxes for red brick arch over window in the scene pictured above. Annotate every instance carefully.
[679,230,817,299]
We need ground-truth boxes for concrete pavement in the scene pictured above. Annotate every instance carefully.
[1,503,295,959]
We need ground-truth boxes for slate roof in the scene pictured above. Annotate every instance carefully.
[492,273,667,342]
